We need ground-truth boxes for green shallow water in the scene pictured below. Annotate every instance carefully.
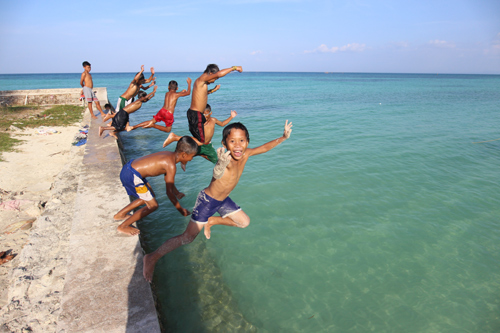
[3,72,500,332]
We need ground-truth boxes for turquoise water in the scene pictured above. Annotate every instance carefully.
[2,72,500,332]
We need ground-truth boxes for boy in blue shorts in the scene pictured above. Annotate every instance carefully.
[114,136,198,236]
[143,120,293,282]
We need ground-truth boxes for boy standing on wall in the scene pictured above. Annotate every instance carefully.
[80,61,105,119]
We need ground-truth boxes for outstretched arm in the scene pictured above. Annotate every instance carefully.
[141,85,158,102]
[132,65,145,84]
[204,66,243,83]
[140,80,156,90]
[177,77,192,97]
[144,67,155,83]
[247,120,292,157]
[215,110,237,127]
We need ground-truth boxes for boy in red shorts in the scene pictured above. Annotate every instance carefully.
[128,78,191,133]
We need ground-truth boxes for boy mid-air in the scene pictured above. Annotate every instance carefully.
[186,64,242,145]
[143,120,292,282]
[80,61,105,119]
[163,104,237,164]
[99,86,157,139]
[114,136,198,236]
[116,65,156,111]
[128,78,192,133]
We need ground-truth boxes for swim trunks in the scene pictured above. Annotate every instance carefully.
[187,109,206,143]
[116,96,132,111]
[191,189,241,224]
[120,159,155,201]
[153,108,174,127]
[83,86,98,102]
[111,110,129,131]
[197,143,218,164]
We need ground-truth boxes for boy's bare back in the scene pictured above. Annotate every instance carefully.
[163,78,191,113]
[131,151,177,178]
[190,75,211,112]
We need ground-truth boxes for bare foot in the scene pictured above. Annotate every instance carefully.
[143,253,157,283]
[163,132,176,148]
[109,131,118,140]
[181,163,186,172]
[204,224,212,239]
[99,126,104,137]
[91,114,98,119]
[126,124,133,132]
[117,225,140,236]
[175,192,185,200]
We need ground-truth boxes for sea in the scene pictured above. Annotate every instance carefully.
[1,72,500,332]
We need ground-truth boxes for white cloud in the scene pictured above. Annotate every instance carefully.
[250,50,263,55]
[305,43,366,54]
[428,40,455,48]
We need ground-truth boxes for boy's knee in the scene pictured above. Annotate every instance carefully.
[146,200,159,211]
[181,231,199,245]
[238,215,250,228]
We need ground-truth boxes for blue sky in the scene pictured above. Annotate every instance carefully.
[1,0,499,74]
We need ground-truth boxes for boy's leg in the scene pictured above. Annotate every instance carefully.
[103,112,116,122]
[88,102,98,119]
[117,198,158,236]
[162,132,182,147]
[129,119,155,131]
[99,126,116,136]
[204,210,250,239]
[143,221,204,282]
[95,101,106,117]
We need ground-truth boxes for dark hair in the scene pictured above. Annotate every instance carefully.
[222,122,250,146]
[175,136,198,154]
[168,80,178,90]
[205,104,211,111]
[204,64,219,74]
[104,103,111,108]
[138,91,147,99]
[136,72,145,81]
[82,61,91,67]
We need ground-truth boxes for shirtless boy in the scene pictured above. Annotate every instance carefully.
[128,78,192,133]
[187,64,242,145]
[99,86,157,139]
[143,120,293,282]
[114,136,198,236]
[80,61,105,119]
[117,65,155,111]
[163,104,237,164]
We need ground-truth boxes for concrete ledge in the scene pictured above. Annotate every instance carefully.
[0,87,108,107]
[59,116,160,331]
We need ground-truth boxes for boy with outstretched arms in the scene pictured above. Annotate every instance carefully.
[80,61,105,119]
[99,86,157,139]
[143,120,293,282]
[114,136,198,236]
[163,104,237,164]
[128,78,192,133]
[117,65,156,111]
[187,64,242,145]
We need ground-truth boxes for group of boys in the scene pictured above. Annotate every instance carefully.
[80,61,293,282]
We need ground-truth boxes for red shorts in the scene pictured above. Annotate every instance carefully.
[153,108,174,127]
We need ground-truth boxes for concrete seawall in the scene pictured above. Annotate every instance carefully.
[0,88,161,331]
[58,114,161,331]
[0,87,109,107]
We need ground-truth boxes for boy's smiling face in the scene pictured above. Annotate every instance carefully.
[223,128,248,160]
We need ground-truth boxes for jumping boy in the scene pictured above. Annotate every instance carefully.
[186,64,242,145]
[114,136,198,236]
[128,78,192,133]
[143,120,292,282]
[117,65,156,111]
[163,104,237,164]
[80,61,105,119]
[99,86,157,139]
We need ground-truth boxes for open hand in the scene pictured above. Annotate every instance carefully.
[230,110,237,118]
[284,120,293,139]
[150,67,155,75]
